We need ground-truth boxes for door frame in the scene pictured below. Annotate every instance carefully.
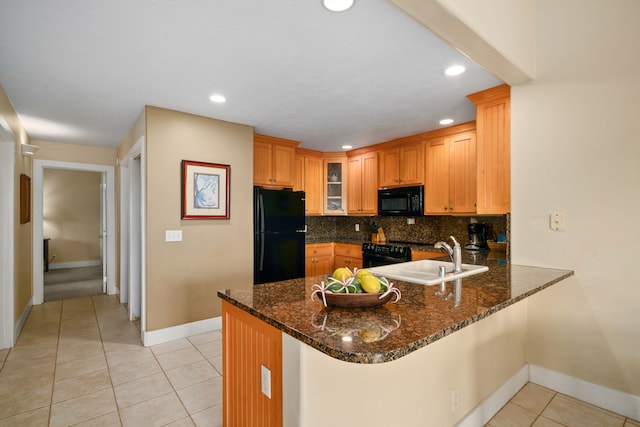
[32,159,117,304]
[0,117,15,348]
[119,136,146,329]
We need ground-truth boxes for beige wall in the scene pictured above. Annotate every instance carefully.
[290,298,528,425]
[116,109,145,160]
[144,106,253,331]
[511,0,640,395]
[395,0,640,397]
[43,169,102,264]
[435,0,536,79]
[33,139,116,166]
[0,83,32,322]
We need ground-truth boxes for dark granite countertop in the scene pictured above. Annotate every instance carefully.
[218,261,572,364]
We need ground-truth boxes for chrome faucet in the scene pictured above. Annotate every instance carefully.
[434,236,462,274]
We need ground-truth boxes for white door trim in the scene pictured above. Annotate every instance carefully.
[0,117,15,349]
[32,160,117,304]
[119,136,146,332]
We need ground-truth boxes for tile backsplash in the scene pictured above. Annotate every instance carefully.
[306,214,508,246]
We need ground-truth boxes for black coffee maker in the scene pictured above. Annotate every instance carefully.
[465,223,489,250]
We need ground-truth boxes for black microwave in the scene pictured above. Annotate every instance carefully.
[378,185,424,216]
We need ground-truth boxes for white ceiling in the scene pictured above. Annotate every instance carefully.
[0,0,501,152]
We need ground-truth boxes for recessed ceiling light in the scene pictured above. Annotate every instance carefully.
[323,0,355,12]
[439,119,454,125]
[342,145,352,150]
[209,94,226,103]
[444,65,466,76]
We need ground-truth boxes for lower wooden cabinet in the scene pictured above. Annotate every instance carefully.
[222,300,282,426]
[333,243,362,271]
[305,243,334,277]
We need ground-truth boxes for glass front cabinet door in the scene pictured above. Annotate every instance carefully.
[323,157,347,215]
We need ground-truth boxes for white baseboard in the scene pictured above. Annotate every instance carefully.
[457,364,529,427]
[14,298,32,345]
[456,364,640,426]
[530,365,640,422]
[49,260,102,270]
[142,316,222,347]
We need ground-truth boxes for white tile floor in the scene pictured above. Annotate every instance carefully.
[0,295,222,426]
[486,382,640,427]
[1,295,638,427]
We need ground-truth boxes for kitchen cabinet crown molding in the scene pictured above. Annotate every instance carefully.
[254,133,300,148]
[418,121,476,140]
[295,147,323,157]
[467,84,510,105]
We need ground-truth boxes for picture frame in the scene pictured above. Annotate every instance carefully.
[181,160,230,219]
[20,173,31,224]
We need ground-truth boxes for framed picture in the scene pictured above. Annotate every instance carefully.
[181,160,230,219]
[20,173,31,224]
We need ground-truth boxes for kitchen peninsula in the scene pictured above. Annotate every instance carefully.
[218,257,573,426]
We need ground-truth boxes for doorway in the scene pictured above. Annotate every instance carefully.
[119,136,145,329]
[32,160,116,305]
[42,168,104,302]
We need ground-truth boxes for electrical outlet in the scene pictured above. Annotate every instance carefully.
[261,365,271,398]
[550,212,566,231]
[355,224,360,232]
[451,389,459,412]
[407,218,415,225]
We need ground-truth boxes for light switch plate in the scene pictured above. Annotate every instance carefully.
[165,230,183,242]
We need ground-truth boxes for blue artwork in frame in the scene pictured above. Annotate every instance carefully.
[181,160,230,219]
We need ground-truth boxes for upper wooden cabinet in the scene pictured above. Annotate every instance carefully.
[379,137,423,188]
[323,155,348,215]
[425,124,477,214]
[468,85,511,214]
[295,148,323,216]
[347,151,378,215]
[253,134,299,188]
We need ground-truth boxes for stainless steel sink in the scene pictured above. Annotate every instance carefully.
[367,260,489,286]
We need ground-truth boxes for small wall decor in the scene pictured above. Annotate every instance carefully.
[20,173,31,224]
[181,160,230,219]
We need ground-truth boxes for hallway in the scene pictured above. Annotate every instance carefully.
[0,295,222,426]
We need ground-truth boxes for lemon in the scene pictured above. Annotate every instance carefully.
[355,269,371,279]
[332,267,352,282]
[360,274,381,294]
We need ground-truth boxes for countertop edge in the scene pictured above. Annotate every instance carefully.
[218,268,575,364]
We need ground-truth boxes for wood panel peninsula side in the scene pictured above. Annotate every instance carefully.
[219,257,573,426]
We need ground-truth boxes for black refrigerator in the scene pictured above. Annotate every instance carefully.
[254,187,306,285]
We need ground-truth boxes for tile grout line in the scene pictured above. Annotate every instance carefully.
[47,299,64,427]
[92,294,125,427]
[150,339,197,426]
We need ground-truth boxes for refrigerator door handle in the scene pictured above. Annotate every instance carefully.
[258,194,265,233]
[259,194,265,272]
